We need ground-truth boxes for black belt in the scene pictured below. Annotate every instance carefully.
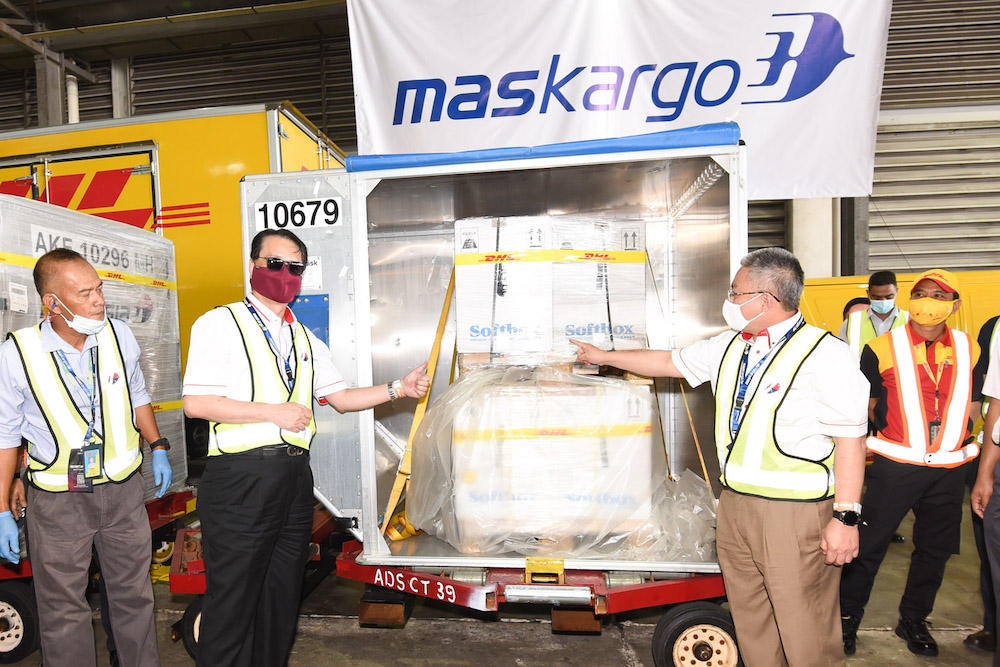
[239,445,307,458]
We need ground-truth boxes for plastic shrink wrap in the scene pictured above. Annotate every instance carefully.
[408,366,715,561]
[0,195,187,501]
[455,215,646,366]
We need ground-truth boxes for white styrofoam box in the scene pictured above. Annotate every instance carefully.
[450,382,655,554]
[551,218,646,354]
[454,217,552,354]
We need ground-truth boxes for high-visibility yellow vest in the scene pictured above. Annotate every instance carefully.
[10,323,141,492]
[846,308,908,357]
[715,323,836,500]
[867,326,977,468]
[208,302,316,456]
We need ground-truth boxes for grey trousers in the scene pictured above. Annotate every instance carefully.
[26,474,159,667]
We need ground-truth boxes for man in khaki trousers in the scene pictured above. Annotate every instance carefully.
[574,248,868,666]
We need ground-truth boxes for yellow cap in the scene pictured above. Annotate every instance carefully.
[912,269,960,296]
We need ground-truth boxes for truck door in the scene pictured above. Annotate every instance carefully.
[0,148,157,231]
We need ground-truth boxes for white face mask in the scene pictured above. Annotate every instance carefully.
[869,298,895,315]
[50,294,106,336]
[722,292,765,332]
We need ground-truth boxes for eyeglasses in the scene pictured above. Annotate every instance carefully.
[261,256,306,277]
[727,290,782,302]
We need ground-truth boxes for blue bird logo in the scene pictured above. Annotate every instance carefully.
[745,12,854,105]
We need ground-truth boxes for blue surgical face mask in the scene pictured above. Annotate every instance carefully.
[869,298,895,315]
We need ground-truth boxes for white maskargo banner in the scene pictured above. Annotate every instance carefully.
[348,0,891,200]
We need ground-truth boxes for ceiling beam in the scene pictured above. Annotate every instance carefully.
[0,0,28,23]
[0,19,97,83]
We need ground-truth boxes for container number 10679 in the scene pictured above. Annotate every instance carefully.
[255,197,342,230]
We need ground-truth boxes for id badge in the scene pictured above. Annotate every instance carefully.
[928,420,941,443]
[82,442,102,479]
[67,448,93,493]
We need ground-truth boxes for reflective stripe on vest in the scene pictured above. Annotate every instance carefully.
[846,309,908,357]
[11,323,140,492]
[715,323,834,500]
[867,326,977,468]
[208,302,316,456]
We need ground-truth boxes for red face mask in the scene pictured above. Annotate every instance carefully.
[250,265,302,304]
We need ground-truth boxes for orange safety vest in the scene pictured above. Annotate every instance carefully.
[867,326,977,468]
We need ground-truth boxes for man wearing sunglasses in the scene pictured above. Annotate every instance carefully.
[182,229,430,667]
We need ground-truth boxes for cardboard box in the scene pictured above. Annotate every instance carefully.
[454,217,552,354]
[551,217,646,355]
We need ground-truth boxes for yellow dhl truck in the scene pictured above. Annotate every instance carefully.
[801,270,1000,361]
[0,102,345,365]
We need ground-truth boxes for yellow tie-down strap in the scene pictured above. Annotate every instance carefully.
[0,251,177,291]
[152,400,184,413]
[453,423,651,443]
[454,249,646,265]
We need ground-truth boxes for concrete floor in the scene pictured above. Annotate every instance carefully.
[7,493,995,666]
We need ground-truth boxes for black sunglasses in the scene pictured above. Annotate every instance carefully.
[263,256,306,277]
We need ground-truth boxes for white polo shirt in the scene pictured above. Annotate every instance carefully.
[0,318,151,463]
[983,329,1000,444]
[182,294,346,401]
[674,312,869,461]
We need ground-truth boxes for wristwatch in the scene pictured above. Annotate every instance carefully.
[833,509,862,526]
[150,437,171,452]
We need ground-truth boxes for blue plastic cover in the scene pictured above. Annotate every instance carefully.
[346,122,740,173]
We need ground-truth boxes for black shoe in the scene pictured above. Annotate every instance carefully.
[895,616,938,656]
[964,629,997,653]
[842,614,861,655]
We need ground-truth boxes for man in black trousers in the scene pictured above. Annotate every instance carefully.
[183,229,429,666]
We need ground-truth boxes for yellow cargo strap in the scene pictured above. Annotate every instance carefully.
[680,381,717,511]
[645,252,717,510]
[380,268,455,536]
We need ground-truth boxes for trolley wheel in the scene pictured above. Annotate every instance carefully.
[151,540,175,564]
[180,596,203,660]
[0,580,40,664]
[651,601,742,667]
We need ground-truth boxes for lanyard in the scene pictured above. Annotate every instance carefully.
[915,342,949,422]
[245,300,294,391]
[730,321,801,435]
[54,347,98,440]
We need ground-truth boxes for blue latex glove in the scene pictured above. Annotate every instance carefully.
[151,448,172,498]
[0,511,18,564]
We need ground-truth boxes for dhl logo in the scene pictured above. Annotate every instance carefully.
[151,280,166,287]
[152,400,184,413]
[583,252,611,260]
[0,167,210,230]
[105,271,124,280]
[481,253,520,263]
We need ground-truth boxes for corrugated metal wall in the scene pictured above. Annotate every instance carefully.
[869,108,1000,272]
[0,69,34,131]
[131,36,356,151]
[867,0,1000,273]
[748,200,786,250]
